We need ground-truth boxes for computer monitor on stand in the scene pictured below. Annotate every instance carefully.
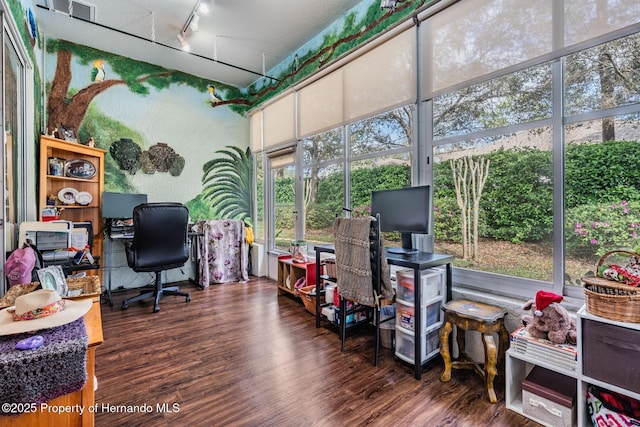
[101,192,148,220]
[370,185,431,255]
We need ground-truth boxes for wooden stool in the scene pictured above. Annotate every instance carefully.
[439,299,509,403]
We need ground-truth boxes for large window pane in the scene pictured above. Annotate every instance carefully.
[302,128,343,164]
[350,153,411,249]
[272,163,296,251]
[433,63,552,141]
[254,153,264,243]
[4,32,24,254]
[302,128,344,246]
[565,33,640,117]
[350,106,413,157]
[433,127,554,281]
[564,114,640,286]
[564,32,640,288]
[564,0,640,48]
[304,163,343,246]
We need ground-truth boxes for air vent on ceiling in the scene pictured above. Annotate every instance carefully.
[47,0,96,22]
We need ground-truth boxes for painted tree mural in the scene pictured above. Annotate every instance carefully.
[45,1,432,126]
[45,39,245,132]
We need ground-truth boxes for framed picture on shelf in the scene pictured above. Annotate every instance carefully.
[59,125,78,143]
[37,265,68,297]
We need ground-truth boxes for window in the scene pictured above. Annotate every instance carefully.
[429,28,640,297]
[255,1,640,299]
[253,152,264,243]
[431,62,554,290]
[300,107,415,249]
[3,27,27,252]
[348,107,414,225]
[270,154,296,252]
[563,34,640,289]
[302,128,344,246]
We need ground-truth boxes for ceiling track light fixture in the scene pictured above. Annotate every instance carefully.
[176,33,190,52]
[189,13,200,32]
[182,0,210,34]
[36,2,278,82]
[178,0,210,50]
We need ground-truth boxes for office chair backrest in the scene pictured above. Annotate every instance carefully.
[128,203,189,271]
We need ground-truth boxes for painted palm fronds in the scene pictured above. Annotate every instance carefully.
[202,146,253,223]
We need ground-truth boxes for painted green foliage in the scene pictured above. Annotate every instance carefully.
[201,146,253,223]
[242,0,429,111]
[45,39,243,131]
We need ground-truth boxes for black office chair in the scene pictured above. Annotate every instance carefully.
[121,202,191,313]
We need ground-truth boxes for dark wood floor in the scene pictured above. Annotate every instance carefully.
[95,276,539,427]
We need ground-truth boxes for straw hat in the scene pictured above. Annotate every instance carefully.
[0,289,92,335]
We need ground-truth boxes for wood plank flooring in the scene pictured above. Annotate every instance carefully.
[95,276,539,427]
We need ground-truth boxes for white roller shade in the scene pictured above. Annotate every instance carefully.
[250,111,262,153]
[422,0,554,98]
[421,0,640,99]
[263,92,296,148]
[269,152,295,168]
[563,0,640,47]
[298,69,344,138]
[344,28,416,122]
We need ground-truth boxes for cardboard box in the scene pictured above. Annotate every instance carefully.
[522,366,576,427]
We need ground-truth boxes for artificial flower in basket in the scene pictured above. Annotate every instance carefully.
[597,251,640,287]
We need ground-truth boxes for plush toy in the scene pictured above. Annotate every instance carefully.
[521,290,577,345]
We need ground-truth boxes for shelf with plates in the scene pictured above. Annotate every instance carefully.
[38,135,106,237]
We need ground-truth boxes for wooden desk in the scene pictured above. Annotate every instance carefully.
[4,298,103,427]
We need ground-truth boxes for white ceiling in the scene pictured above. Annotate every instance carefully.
[33,0,364,88]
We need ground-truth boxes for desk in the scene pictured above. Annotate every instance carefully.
[43,256,101,277]
[3,298,103,427]
[314,244,454,379]
[188,231,204,289]
[103,232,131,307]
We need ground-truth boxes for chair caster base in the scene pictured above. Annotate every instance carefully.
[186,294,191,303]
[121,302,128,310]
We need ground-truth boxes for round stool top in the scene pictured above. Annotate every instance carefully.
[442,299,507,323]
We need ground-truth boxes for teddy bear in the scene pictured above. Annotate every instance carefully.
[521,290,577,345]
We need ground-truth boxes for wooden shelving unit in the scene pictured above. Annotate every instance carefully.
[506,305,640,426]
[276,255,316,297]
[38,135,106,242]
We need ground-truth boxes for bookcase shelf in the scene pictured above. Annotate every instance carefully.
[506,305,640,426]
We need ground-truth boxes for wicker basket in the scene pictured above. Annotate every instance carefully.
[582,250,640,322]
[65,276,102,299]
[298,285,320,316]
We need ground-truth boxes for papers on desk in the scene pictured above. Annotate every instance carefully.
[109,231,134,239]
[109,218,134,238]
[71,228,88,250]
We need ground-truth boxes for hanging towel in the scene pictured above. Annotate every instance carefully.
[333,216,394,306]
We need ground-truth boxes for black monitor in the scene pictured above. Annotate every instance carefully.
[101,192,148,219]
[370,185,431,255]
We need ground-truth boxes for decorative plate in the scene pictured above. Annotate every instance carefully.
[75,191,93,206]
[65,159,96,179]
[58,187,78,204]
